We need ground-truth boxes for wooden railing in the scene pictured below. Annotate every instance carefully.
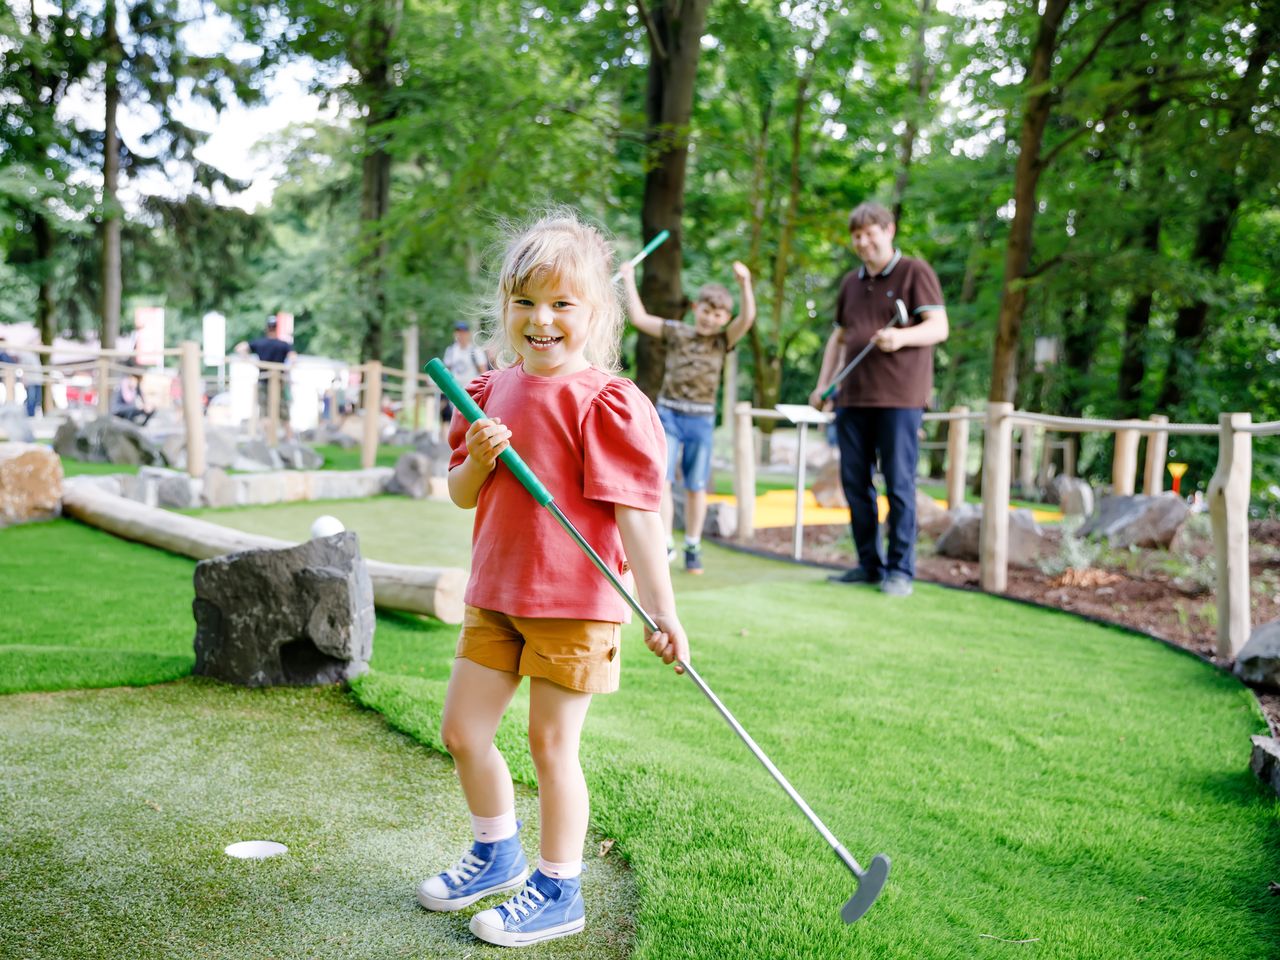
[732,401,1280,660]
[1,338,443,474]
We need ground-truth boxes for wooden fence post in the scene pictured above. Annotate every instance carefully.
[266,367,282,447]
[1112,423,1140,495]
[722,348,738,449]
[403,324,419,428]
[979,402,1013,592]
[180,341,206,478]
[97,358,111,414]
[1208,412,1252,659]
[1143,414,1169,495]
[945,405,969,510]
[1018,425,1038,495]
[1063,436,1076,478]
[733,401,755,541]
[362,361,382,470]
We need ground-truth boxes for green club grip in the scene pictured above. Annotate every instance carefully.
[425,358,554,507]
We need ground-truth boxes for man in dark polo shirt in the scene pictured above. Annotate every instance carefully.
[809,201,948,596]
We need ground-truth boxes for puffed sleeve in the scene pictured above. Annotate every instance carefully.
[447,372,496,470]
[581,378,666,511]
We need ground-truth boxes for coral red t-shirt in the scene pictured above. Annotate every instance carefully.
[448,364,666,622]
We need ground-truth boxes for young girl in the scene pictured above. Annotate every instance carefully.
[416,210,689,948]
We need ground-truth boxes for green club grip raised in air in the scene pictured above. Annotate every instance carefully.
[424,358,554,507]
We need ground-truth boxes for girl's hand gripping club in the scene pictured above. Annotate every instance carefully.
[612,229,670,281]
[820,298,910,402]
[426,358,891,925]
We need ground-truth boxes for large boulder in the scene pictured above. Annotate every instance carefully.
[1234,620,1280,691]
[192,532,374,686]
[1079,493,1189,549]
[916,490,951,538]
[58,416,166,466]
[0,442,62,526]
[935,504,1049,567]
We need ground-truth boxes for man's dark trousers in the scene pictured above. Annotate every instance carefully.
[834,406,923,580]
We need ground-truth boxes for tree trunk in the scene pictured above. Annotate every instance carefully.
[356,2,400,364]
[989,0,1069,404]
[100,0,122,351]
[1155,4,1276,410]
[634,0,712,399]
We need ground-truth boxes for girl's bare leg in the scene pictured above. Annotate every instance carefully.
[527,677,594,863]
[440,659,522,817]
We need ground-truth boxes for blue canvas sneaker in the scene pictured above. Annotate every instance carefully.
[469,869,585,947]
[416,830,529,912]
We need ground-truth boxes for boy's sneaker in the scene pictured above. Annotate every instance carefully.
[683,544,703,575]
[416,830,528,912]
[469,869,585,947]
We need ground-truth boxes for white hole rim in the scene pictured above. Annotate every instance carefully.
[224,840,289,859]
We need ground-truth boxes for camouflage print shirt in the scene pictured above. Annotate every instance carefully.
[657,320,730,416]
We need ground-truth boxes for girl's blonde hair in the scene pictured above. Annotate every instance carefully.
[476,208,623,373]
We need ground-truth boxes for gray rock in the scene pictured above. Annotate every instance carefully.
[0,405,34,442]
[935,504,1048,567]
[205,426,240,468]
[158,475,202,509]
[1234,620,1280,691]
[1055,476,1095,518]
[192,532,374,687]
[236,438,285,471]
[386,451,432,499]
[277,440,325,470]
[1079,493,1188,549]
[917,489,951,538]
[935,504,981,560]
[1250,736,1280,797]
[703,501,737,539]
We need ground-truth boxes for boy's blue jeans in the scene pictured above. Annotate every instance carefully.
[834,406,923,580]
[657,405,715,491]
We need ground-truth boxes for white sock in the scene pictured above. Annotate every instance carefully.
[538,856,582,880]
[471,810,517,843]
[684,536,701,548]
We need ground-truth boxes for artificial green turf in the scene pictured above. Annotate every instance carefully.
[3,503,1277,958]
[0,680,634,960]
[310,442,415,471]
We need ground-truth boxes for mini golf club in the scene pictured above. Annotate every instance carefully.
[426,358,891,924]
[820,298,911,402]
[612,229,670,281]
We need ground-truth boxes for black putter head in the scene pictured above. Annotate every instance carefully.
[840,853,891,924]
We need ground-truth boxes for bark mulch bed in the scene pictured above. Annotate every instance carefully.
[733,519,1280,736]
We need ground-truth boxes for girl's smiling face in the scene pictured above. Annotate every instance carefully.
[506,272,594,377]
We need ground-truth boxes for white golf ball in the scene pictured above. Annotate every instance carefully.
[310,515,345,539]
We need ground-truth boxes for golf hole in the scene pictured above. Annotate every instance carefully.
[224,840,288,859]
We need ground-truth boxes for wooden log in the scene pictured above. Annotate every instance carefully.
[62,485,465,623]
[267,367,282,447]
[1207,412,1252,659]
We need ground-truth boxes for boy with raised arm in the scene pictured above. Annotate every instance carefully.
[620,259,755,574]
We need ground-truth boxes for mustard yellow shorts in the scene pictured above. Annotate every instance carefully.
[457,606,621,694]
